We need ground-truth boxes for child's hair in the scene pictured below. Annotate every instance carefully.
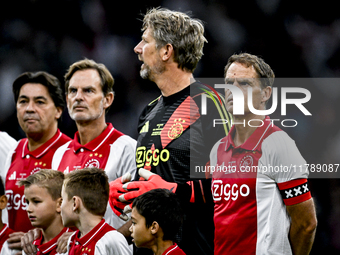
[63,168,109,216]
[19,169,64,200]
[132,188,183,241]
[0,177,5,196]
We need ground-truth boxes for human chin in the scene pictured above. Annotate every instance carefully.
[69,112,90,122]
[140,64,151,80]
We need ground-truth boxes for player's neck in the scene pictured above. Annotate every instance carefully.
[156,67,193,97]
[77,215,103,238]
[76,118,107,145]
[27,126,58,151]
[41,217,64,243]
[233,114,265,147]
[153,239,174,255]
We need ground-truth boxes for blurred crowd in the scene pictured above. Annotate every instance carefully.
[0,0,339,253]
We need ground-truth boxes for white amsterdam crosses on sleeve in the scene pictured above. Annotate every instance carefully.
[280,182,310,199]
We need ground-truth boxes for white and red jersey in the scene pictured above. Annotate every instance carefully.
[210,117,311,255]
[22,227,72,255]
[52,123,136,229]
[0,224,17,255]
[2,130,71,233]
[66,219,131,255]
[0,132,17,169]
[162,244,186,255]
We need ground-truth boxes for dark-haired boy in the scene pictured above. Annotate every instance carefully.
[130,189,185,255]
[60,168,131,255]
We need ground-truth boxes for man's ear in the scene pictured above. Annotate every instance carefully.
[150,221,160,235]
[0,195,8,210]
[160,44,174,62]
[262,86,272,104]
[55,106,63,120]
[103,92,114,110]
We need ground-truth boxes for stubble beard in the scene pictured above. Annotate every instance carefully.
[69,100,105,123]
[140,61,165,81]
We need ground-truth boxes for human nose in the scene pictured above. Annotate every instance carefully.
[26,201,32,213]
[129,224,133,233]
[134,41,142,54]
[74,89,84,101]
[25,101,36,112]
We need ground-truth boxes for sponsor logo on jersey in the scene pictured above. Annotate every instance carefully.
[6,190,27,210]
[140,121,149,133]
[136,145,170,168]
[8,171,16,180]
[212,180,250,201]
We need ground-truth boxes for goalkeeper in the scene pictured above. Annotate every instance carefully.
[109,7,231,255]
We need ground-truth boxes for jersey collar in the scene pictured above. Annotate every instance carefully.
[22,129,63,159]
[226,116,272,152]
[72,123,114,153]
[33,227,70,254]
[74,219,106,247]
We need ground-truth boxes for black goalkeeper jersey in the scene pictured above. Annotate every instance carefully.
[135,82,231,255]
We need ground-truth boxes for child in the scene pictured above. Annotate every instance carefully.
[19,169,72,255]
[129,189,185,255]
[0,177,16,255]
[60,168,131,255]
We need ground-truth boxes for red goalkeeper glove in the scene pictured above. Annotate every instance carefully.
[118,169,178,214]
[109,172,132,221]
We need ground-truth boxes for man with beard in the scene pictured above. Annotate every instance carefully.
[109,7,231,255]
[51,58,136,230]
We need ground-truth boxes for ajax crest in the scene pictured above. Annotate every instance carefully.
[168,118,185,140]
[85,159,100,168]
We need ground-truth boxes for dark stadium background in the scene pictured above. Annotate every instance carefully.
[0,0,339,253]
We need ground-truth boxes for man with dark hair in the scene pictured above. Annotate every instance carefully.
[109,7,231,255]
[1,71,71,252]
[130,188,185,255]
[210,53,317,254]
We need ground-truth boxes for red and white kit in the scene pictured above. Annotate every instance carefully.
[52,123,136,228]
[22,227,72,255]
[162,244,186,255]
[2,130,70,232]
[66,219,131,255]
[0,224,16,255]
[210,117,311,255]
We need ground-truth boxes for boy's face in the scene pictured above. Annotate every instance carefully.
[24,184,61,229]
[60,185,75,227]
[130,207,154,248]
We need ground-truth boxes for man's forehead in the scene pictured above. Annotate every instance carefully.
[142,28,153,38]
[225,77,257,82]
[18,83,50,97]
